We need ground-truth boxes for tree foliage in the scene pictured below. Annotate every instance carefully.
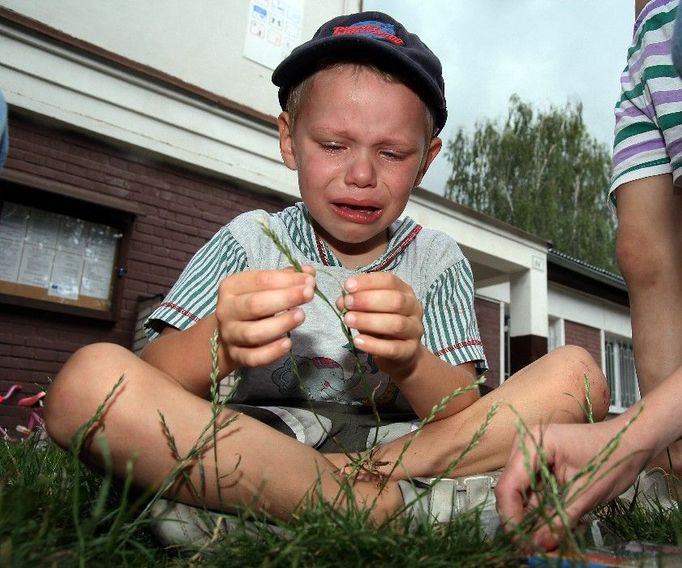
[444,95,618,273]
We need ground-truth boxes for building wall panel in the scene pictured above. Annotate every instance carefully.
[0,114,288,433]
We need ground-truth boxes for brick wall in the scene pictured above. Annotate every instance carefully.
[474,297,501,389]
[564,320,602,365]
[0,114,288,433]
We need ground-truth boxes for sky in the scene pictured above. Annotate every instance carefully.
[362,0,634,192]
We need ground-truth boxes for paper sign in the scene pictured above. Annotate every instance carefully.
[244,0,303,70]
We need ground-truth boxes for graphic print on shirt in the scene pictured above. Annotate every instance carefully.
[270,345,398,406]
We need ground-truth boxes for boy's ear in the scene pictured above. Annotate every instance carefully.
[414,136,442,187]
[278,112,298,171]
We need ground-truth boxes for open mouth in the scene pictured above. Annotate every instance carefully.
[336,203,380,212]
[331,202,383,223]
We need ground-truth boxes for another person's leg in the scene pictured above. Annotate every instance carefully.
[328,345,610,480]
[44,343,403,522]
[616,175,682,471]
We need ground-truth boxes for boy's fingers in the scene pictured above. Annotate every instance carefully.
[342,290,421,316]
[222,309,305,346]
[349,335,416,361]
[344,272,408,293]
[221,284,314,320]
[343,311,421,339]
[221,269,314,295]
[227,336,293,368]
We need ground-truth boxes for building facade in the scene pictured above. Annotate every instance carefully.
[0,1,635,433]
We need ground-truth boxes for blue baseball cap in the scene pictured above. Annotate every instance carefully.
[272,11,447,134]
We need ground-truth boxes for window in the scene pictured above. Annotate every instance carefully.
[0,170,138,320]
[547,317,564,352]
[503,313,510,381]
[604,335,639,413]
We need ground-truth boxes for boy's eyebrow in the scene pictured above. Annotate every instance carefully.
[310,126,421,149]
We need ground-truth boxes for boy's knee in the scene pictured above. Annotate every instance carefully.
[45,342,132,447]
[553,345,609,421]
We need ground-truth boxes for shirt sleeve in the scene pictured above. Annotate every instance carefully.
[421,257,487,369]
[145,226,248,340]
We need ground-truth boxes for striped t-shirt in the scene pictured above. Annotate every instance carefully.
[146,203,486,411]
[611,0,682,204]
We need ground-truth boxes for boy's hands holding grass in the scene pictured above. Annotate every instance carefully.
[337,273,424,382]
[216,267,316,370]
[337,272,479,420]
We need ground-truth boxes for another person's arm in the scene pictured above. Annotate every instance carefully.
[495,365,682,551]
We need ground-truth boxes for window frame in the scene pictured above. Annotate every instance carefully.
[603,333,639,414]
[547,316,565,352]
[0,169,140,321]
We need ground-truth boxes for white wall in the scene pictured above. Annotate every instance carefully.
[478,281,631,339]
[0,0,356,118]
[548,283,631,338]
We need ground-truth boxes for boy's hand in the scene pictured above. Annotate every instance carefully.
[217,268,315,368]
[336,273,424,381]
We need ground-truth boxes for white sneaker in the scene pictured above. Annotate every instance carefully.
[149,498,283,548]
[618,468,680,511]
[397,471,502,537]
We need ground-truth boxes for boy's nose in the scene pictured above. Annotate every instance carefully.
[344,150,376,188]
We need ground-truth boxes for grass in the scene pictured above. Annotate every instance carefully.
[1,431,681,567]
[0,429,515,567]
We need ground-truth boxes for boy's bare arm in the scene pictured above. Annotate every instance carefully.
[142,269,315,395]
[141,314,229,396]
[337,272,479,419]
[390,348,479,418]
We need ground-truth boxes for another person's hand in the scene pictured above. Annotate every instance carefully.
[216,267,315,368]
[495,416,651,551]
[337,273,424,381]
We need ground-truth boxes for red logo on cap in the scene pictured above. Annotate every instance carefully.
[332,24,404,45]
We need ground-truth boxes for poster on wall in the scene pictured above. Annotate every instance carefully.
[0,202,119,308]
[243,0,304,70]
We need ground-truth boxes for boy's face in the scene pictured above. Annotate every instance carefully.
[278,64,441,264]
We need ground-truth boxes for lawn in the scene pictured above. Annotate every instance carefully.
[1,430,681,568]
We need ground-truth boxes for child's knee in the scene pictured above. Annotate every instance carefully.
[553,345,609,421]
[45,342,132,447]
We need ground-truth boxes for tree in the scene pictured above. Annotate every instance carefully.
[444,95,618,273]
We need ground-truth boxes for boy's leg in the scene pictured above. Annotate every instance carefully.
[328,345,609,480]
[616,175,682,471]
[44,343,402,522]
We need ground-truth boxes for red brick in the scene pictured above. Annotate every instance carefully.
[564,321,601,364]
[475,297,501,388]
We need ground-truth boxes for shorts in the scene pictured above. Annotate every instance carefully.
[230,401,420,453]
[229,382,491,454]
[610,0,682,209]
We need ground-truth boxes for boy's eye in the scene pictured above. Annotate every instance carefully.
[380,150,403,160]
[321,142,343,152]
